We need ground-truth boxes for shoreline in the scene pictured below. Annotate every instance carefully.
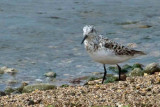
[1,71,160,106]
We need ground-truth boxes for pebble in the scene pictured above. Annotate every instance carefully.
[0,66,18,74]
[128,68,143,76]
[144,63,160,74]
[22,84,56,93]
[28,100,35,105]
[44,72,56,78]
[0,91,6,96]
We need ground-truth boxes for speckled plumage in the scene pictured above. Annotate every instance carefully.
[82,25,145,64]
[82,25,146,83]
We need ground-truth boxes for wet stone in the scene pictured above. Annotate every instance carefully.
[115,21,138,25]
[139,25,152,28]
[120,74,127,81]
[60,84,69,87]
[0,91,6,96]
[128,68,143,77]
[22,84,56,93]
[109,66,129,74]
[132,63,144,70]
[0,66,19,75]
[44,72,56,78]
[122,64,133,71]
[144,63,160,74]
[28,100,35,105]
[4,87,15,95]
[104,76,118,84]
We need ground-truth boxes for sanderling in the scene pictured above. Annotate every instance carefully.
[81,25,146,84]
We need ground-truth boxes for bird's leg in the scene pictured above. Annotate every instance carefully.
[116,64,121,80]
[102,64,107,84]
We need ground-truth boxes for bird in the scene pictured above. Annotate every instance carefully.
[81,25,146,84]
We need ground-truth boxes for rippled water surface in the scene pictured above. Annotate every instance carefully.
[0,0,160,90]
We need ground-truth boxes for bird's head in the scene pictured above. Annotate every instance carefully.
[81,25,97,44]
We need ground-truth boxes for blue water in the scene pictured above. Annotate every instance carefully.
[0,0,160,90]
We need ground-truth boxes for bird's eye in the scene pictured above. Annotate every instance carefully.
[91,29,94,33]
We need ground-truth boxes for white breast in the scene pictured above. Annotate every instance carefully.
[88,49,132,64]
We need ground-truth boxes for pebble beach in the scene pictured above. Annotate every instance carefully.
[1,72,160,107]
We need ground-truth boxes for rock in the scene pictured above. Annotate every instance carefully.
[115,21,138,25]
[0,69,4,74]
[4,82,28,95]
[69,78,81,84]
[88,76,101,81]
[0,66,8,70]
[15,86,24,94]
[12,90,22,94]
[122,64,133,72]
[22,84,56,93]
[0,66,7,74]
[0,70,4,74]
[120,74,127,81]
[4,87,15,95]
[85,74,119,85]
[104,76,118,83]
[21,81,29,87]
[0,91,6,96]
[5,68,18,74]
[108,66,118,73]
[139,25,152,28]
[128,68,143,76]
[144,63,160,74]
[70,76,89,84]
[44,72,56,78]
[15,82,29,94]
[109,65,129,74]
[0,66,18,74]
[28,100,35,105]
[144,73,148,76]
[122,24,152,29]
[60,84,69,87]
[133,63,144,70]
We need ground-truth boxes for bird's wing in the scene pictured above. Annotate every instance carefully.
[101,38,146,56]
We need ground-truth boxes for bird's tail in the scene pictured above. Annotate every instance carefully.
[134,50,146,56]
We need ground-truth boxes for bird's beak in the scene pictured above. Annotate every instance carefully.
[81,35,88,44]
